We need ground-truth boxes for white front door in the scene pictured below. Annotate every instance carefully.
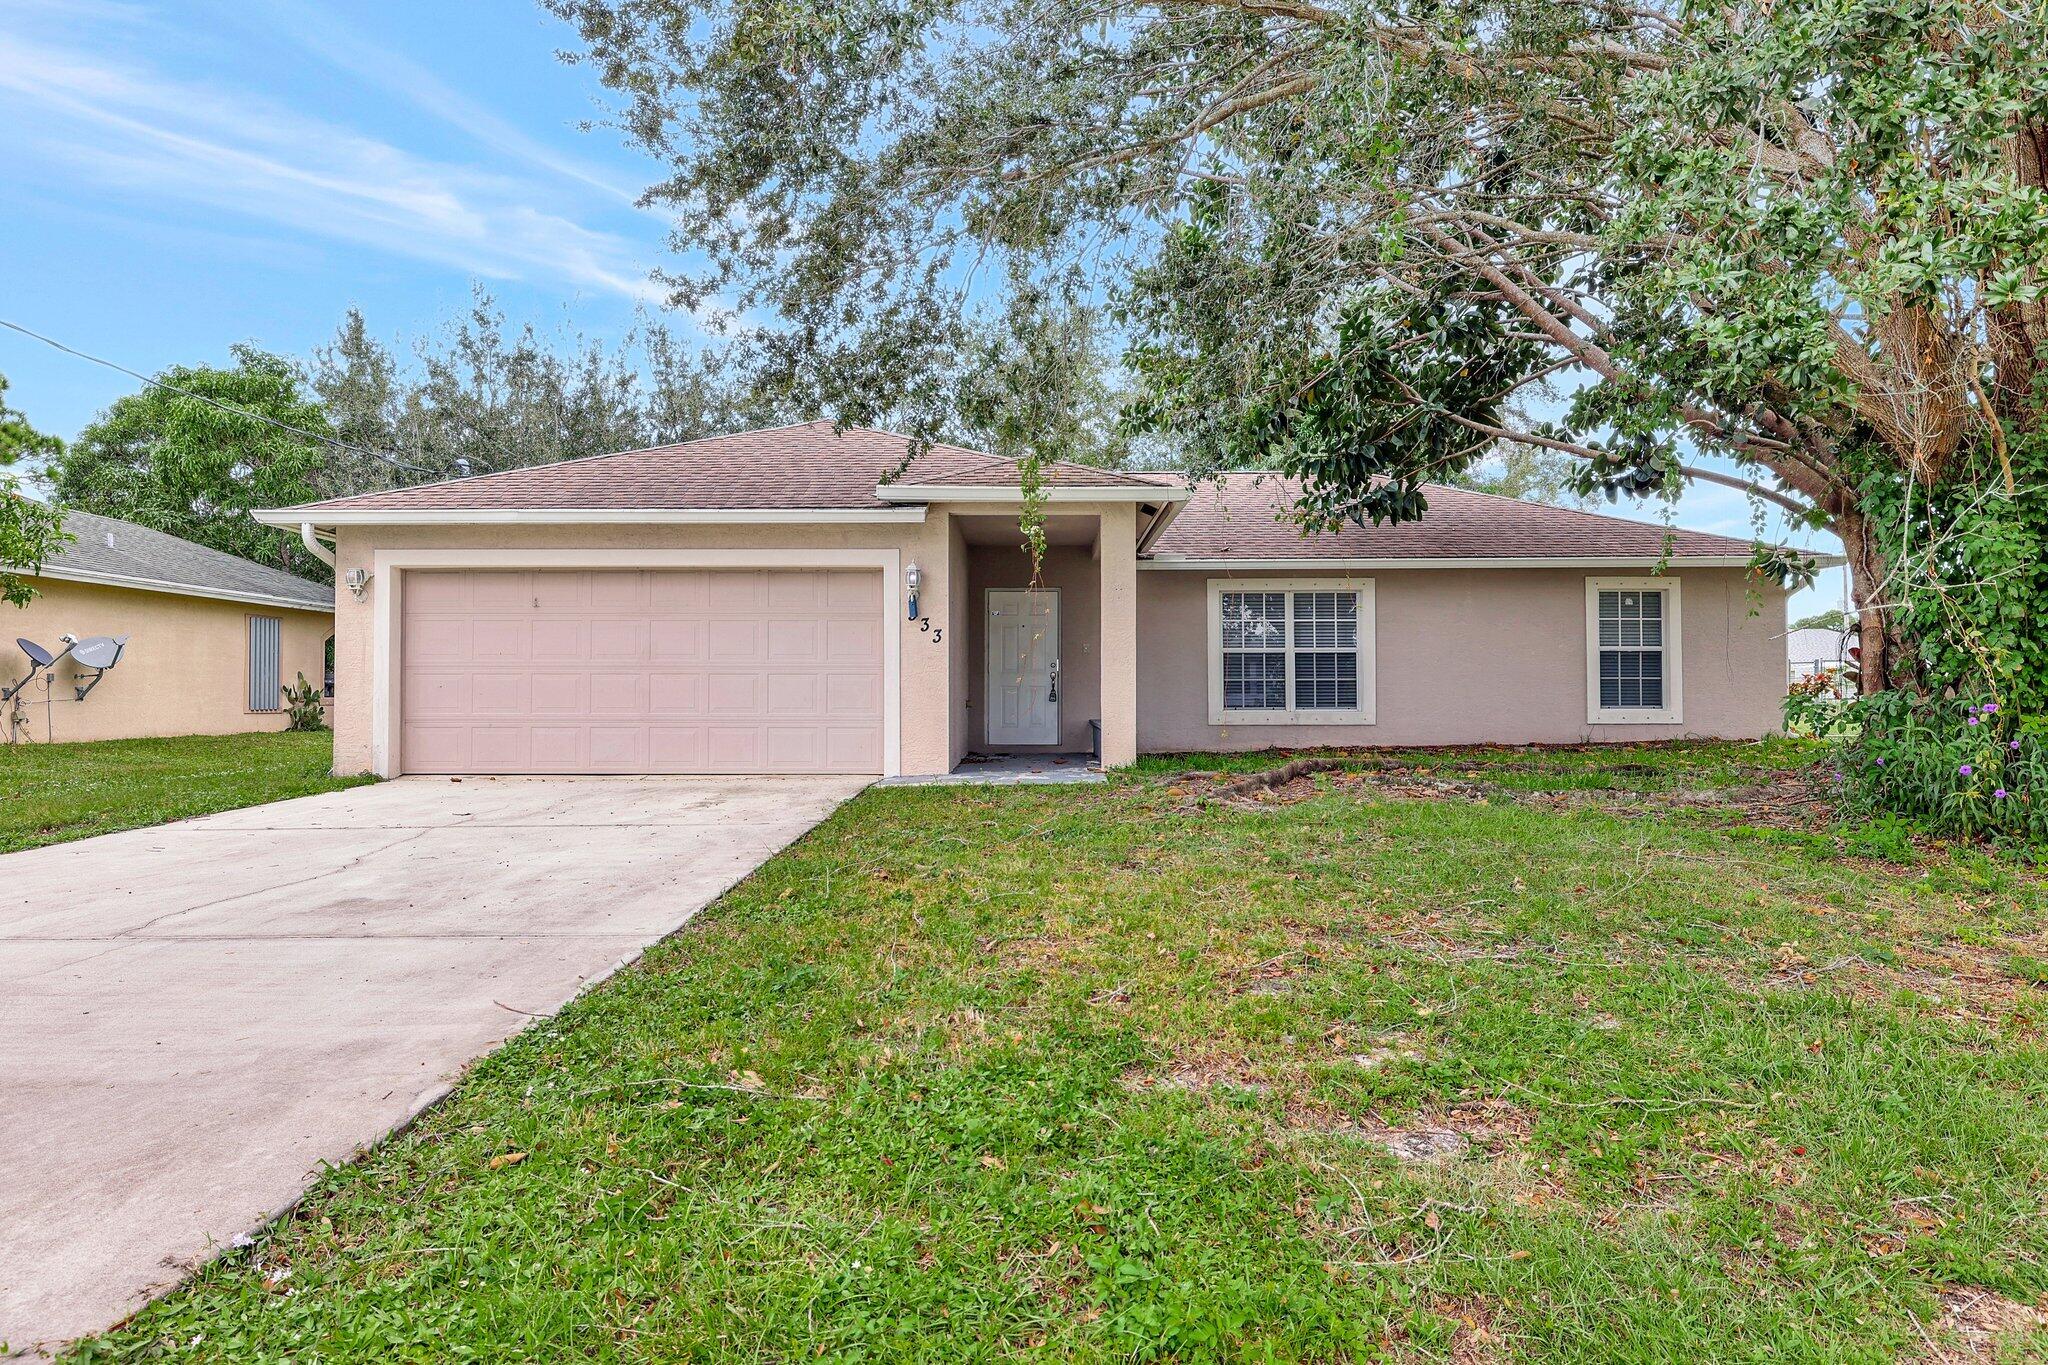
[986,589,1060,746]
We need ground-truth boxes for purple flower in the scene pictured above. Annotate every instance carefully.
[1969,715,1980,726]
[1984,703,1999,714]
[1960,764,1974,776]
[1995,788,2009,799]
[1875,757,1885,766]
[2012,741,2023,752]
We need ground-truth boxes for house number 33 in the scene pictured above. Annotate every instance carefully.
[918,618,943,643]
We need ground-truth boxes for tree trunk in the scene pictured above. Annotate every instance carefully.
[1834,504,1903,694]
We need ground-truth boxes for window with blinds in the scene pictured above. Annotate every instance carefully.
[248,615,282,712]
[1596,589,1664,709]
[1211,581,1373,723]
[1585,578,1681,723]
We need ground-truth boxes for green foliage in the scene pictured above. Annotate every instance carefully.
[548,0,2048,688]
[1791,609,1849,633]
[44,347,330,580]
[1848,386,2048,714]
[1836,694,2048,842]
[281,672,327,733]
[1783,673,1857,740]
[302,291,764,497]
[0,373,70,607]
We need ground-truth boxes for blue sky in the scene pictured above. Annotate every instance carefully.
[0,0,1845,619]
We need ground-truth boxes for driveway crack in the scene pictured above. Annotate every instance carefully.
[118,828,436,938]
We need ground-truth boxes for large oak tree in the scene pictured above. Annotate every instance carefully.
[549,0,2048,697]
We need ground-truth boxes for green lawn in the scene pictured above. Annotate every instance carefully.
[76,742,2048,1363]
[0,731,371,853]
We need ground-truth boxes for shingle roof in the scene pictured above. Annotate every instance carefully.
[1146,472,1760,561]
[284,422,1158,513]
[31,509,333,611]
[1786,627,1849,662]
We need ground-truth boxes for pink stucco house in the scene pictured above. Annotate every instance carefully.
[257,422,1813,779]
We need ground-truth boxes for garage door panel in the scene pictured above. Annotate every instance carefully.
[827,618,880,662]
[405,672,471,717]
[470,621,531,663]
[649,673,704,715]
[471,673,528,714]
[530,673,588,713]
[706,620,765,663]
[591,620,650,662]
[407,619,472,664]
[706,728,763,770]
[467,573,532,611]
[826,726,881,770]
[649,726,707,768]
[403,725,470,770]
[765,672,822,714]
[766,619,822,662]
[590,673,646,714]
[650,619,706,662]
[401,569,883,774]
[590,573,649,610]
[530,574,586,612]
[827,572,878,612]
[766,572,825,611]
[589,726,647,768]
[530,619,587,660]
[826,672,880,715]
[528,727,581,768]
[473,726,536,769]
[648,572,711,611]
[706,672,761,713]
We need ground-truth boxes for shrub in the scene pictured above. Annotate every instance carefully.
[281,672,328,733]
[1783,672,1857,738]
[1834,692,2048,842]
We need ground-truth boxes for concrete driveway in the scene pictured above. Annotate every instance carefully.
[0,775,866,1355]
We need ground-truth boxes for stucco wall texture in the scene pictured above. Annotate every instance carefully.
[325,518,1780,777]
[1135,566,1785,752]
[2,580,331,744]
[327,503,1148,777]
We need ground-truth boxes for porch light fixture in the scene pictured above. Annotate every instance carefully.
[904,561,922,620]
[343,567,372,602]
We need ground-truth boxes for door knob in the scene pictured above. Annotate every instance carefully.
[1049,658,1060,702]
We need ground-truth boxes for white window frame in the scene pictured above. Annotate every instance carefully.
[1585,577,1682,724]
[1206,578,1375,726]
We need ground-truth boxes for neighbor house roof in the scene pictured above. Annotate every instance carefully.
[29,509,333,612]
[1143,472,1770,565]
[274,422,1165,517]
[1786,627,1849,663]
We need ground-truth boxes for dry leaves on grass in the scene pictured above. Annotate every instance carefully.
[1913,1287,2048,1363]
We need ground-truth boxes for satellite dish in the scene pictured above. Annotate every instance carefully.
[70,635,127,670]
[16,638,54,669]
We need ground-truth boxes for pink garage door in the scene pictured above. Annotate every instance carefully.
[400,570,884,774]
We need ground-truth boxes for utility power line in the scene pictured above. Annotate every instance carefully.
[0,317,434,476]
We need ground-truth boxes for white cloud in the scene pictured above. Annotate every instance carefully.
[243,0,646,204]
[0,30,664,303]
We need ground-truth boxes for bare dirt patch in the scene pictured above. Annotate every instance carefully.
[1913,1287,2048,1362]
[1288,1097,1537,1161]
[1118,1054,1270,1096]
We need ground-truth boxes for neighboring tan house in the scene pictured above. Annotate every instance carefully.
[256,422,1833,779]
[4,510,333,745]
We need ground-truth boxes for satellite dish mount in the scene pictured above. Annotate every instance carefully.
[67,635,128,701]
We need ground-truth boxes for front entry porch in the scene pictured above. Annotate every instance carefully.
[876,751,1104,786]
[957,514,1108,759]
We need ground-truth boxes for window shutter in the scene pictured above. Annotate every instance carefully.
[249,616,282,712]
